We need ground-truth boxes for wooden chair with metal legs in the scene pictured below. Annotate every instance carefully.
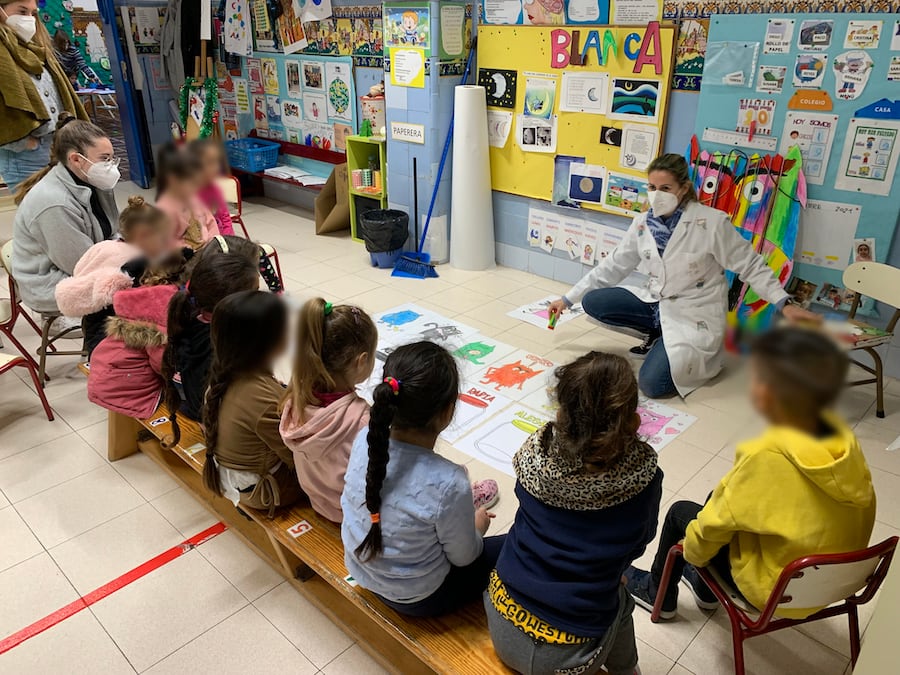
[651,538,898,674]
[842,262,900,418]
[36,313,87,384]
[215,175,285,286]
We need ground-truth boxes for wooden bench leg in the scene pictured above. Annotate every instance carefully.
[107,411,141,461]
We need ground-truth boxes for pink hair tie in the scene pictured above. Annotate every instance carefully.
[383,377,401,395]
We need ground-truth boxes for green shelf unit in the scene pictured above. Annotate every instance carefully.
[346,135,388,243]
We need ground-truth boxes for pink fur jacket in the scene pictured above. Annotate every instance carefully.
[55,240,140,317]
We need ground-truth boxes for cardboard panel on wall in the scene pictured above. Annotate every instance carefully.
[477,23,675,216]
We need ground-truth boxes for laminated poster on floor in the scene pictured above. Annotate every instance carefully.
[636,398,697,452]
[508,296,584,329]
[454,405,551,476]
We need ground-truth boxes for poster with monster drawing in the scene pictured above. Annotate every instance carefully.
[472,351,555,398]
[508,296,585,329]
[443,385,513,444]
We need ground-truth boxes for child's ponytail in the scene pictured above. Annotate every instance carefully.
[160,287,193,447]
[283,297,377,420]
[354,379,398,562]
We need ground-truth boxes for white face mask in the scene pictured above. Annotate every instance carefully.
[77,154,121,190]
[4,13,36,44]
[647,189,680,217]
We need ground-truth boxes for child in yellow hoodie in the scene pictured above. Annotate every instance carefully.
[627,326,876,620]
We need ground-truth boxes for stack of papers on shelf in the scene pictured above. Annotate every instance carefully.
[823,319,893,348]
[262,165,328,186]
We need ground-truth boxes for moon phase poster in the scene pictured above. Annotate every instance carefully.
[478,68,517,109]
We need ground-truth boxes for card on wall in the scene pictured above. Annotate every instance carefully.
[792,53,827,89]
[302,92,328,123]
[478,68,518,109]
[844,20,882,50]
[833,51,873,101]
[764,18,794,54]
[607,77,660,122]
[325,61,352,120]
[797,19,832,52]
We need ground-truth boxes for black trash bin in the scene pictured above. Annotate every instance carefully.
[359,210,409,268]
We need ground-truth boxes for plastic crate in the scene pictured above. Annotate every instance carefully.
[225,138,281,173]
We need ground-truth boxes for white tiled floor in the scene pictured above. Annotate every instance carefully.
[0,184,898,674]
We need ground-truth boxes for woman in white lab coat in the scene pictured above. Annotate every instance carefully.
[548,154,816,398]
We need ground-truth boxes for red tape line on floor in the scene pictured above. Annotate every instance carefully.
[0,521,227,655]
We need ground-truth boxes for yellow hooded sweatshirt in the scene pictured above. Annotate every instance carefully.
[684,412,876,619]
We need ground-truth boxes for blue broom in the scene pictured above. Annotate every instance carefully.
[393,38,477,279]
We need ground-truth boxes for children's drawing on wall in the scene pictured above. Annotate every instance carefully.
[281,100,302,127]
[285,61,301,97]
[262,58,279,94]
[673,18,708,91]
[384,6,430,53]
[478,68,518,109]
[854,238,875,262]
[325,62,352,121]
[252,95,268,130]
[333,123,352,150]
[797,19,832,51]
[266,95,280,123]
[277,0,308,54]
[128,7,164,51]
[247,58,264,93]
[298,0,333,22]
[518,116,557,153]
[603,172,649,215]
[832,51,873,101]
[523,75,557,120]
[302,92,328,123]
[487,111,513,148]
[508,296,584,329]
[786,276,818,309]
[792,54,827,89]
[844,20,882,50]
[607,78,660,122]
[522,0,564,26]
[568,163,605,203]
[815,284,858,312]
[352,17,382,56]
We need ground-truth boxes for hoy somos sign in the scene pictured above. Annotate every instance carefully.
[550,21,663,74]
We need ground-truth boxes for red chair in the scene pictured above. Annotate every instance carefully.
[651,538,898,674]
[0,353,54,421]
[1,240,52,376]
[215,175,284,285]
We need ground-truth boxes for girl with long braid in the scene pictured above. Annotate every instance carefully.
[201,290,303,517]
[341,342,505,617]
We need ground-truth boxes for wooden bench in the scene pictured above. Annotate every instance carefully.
[79,365,508,674]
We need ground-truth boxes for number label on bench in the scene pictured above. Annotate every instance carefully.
[286,520,313,538]
[149,416,169,427]
[184,443,206,456]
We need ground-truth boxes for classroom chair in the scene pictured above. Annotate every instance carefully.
[651,538,898,674]
[215,175,284,285]
[1,240,86,385]
[842,262,900,418]
[0,353,54,421]
[1,240,46,374]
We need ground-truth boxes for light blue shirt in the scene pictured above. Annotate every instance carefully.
[341,430,483,603]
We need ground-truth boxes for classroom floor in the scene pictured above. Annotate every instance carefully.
[1,183,898,675]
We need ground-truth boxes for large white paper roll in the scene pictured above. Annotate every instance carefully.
[450,85,496,271]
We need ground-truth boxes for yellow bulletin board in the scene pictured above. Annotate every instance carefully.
[477,23,676,215]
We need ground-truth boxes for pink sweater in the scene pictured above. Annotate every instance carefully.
[156,193,220,249]
[279,393,370,523]
[198,183,235,236]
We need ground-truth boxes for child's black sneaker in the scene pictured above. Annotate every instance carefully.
[625,566,676,620]
[682,564,719,610]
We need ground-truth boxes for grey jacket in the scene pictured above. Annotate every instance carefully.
[12,163,118,313]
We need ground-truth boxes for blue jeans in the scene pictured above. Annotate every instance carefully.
[0,135,51,193]
[581,287,677,398]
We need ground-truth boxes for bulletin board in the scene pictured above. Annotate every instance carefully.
[229,52,358,151]
[694,13,900,314]
[477,23,676,216]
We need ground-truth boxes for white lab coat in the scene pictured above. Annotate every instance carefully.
[565,201,789,397]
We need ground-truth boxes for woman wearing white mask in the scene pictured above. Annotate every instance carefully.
[0,0,88,191]
[12,114,120,318]
[548,154,817,399]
